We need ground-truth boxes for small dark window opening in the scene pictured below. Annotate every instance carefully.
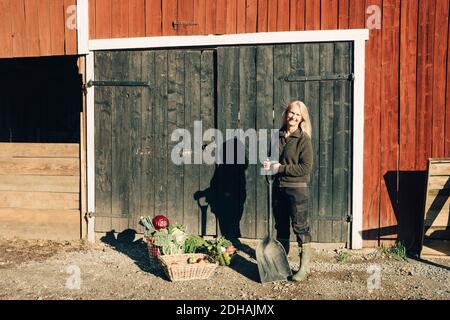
[0,56,82,143]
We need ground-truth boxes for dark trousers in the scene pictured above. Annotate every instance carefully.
[272,186,311,253]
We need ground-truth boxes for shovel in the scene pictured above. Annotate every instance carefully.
[256,174,293,283]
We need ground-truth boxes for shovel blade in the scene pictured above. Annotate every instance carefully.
[256,237,292,283]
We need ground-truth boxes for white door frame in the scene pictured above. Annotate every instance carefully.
[84,29,369,249]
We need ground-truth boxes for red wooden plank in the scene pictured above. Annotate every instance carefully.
[276,0,289,31]
[95,0,112,39]
[446,17,450,156]
[290,0,305,31]
[305,0,320,30]
[11,0,27,57]
[24,0,41,56]
[416,0,436,170]
[205,0,216,34]
[129,0,146,37]
[246,0,258,32]
[194,0,206,34]
[146,0,162,36]
[178,0,194,35]
[112,0,129,38]
[399,0,418,171]
[237,0,246,33]
[338,0,349,29]
[64,0,78,55]
[267,0,277,31]
[257,0,268,32]
[320,0,338,30]
[362,0,382,247]
[38,0,52,56]
[431,0,449,158]
[49,0,65,55]
[162,0,177,35]
[0,0,13,57]
[89,0,96,39]
[216,0,227,34]
[348,0,365,28]
[226,0,237,34]
[379,0,400,245]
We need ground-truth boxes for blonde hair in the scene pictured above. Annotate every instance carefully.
[282,100,312,138]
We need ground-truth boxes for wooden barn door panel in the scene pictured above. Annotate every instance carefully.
[94,49,216,235]
[275,42,353,243]
[218,42,352,243]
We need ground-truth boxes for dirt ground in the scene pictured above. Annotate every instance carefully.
[0,236,449,300]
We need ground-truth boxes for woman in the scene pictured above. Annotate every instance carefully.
[263,100,313,282]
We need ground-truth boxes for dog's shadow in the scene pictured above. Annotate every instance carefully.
[100,229,168,280]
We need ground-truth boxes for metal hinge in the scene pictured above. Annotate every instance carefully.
[172,20,199,30]
[284,73,355,82]
[86,80,151,88]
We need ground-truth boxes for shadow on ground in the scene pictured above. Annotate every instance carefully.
[100,231,264,282]
[228,239,261,283]
[100,229,169,280]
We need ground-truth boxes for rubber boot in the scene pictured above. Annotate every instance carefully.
[292,243,311,282]
[277,238,290,255]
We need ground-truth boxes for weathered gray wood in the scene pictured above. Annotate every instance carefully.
[304,43,320,242]
[126,51,143,231]
[154,51,169,216]
[319,220,333,243]
[256,46,274,239]
[184,51,201,235]
[332,220,342,243]
[273,44,292,129]
[167,51,185,226]
[318,43,334,222]
[110,51,131,230]
[140,51,155,233]
[94,51,113,231]
[333,42,351,242]
[217,46,240,238]
[199,50,217,236]
[111,85,130,224]
[290,43,306,103]
[239,46,257,239]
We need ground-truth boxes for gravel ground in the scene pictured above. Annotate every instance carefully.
[0,237,449,300]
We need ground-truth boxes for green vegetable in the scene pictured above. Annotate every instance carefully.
[151,224,187,255]
[222,252,231,265]
[184,235,206,253]
[139,216,156,236]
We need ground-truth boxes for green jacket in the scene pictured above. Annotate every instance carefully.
[275,127,313,187]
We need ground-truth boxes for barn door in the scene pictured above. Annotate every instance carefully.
[93,50,216,235]
[217,42,353,243]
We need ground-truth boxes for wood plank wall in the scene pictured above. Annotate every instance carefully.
[0,0,78,58]
[0,143,81,240]
[87,0,450,250]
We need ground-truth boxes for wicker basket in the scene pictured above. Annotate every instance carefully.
[158,253,218,281]
[144,236,161,261]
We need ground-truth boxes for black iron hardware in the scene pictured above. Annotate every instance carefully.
[172,20,199,30]
[284,73,355,82]
[86,80,151,88]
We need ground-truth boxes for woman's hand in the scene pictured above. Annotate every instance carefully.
[271,163,281,174]
[262,160,271,171]
[262,160,281,174]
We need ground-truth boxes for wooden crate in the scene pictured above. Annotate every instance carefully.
[421,159,450,257]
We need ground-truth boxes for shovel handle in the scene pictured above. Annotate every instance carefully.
[265,175,274,237]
